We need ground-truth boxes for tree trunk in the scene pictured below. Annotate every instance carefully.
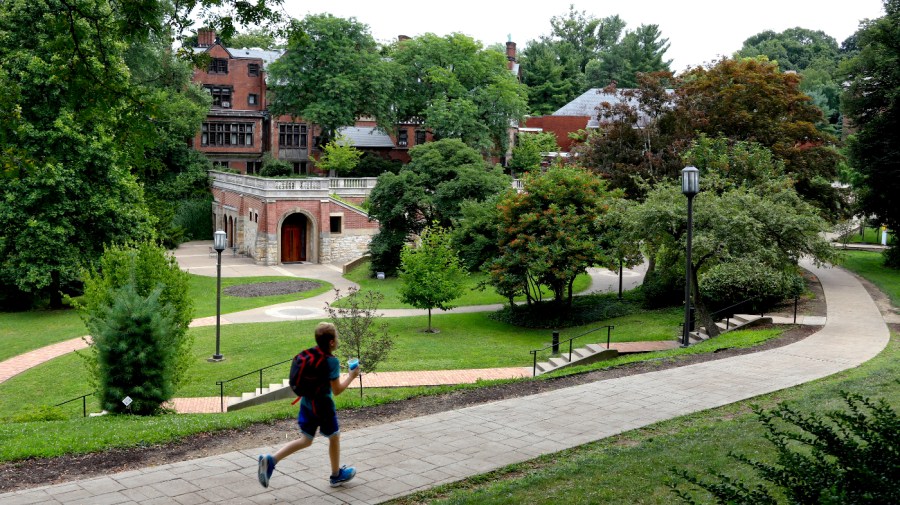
[692,266,719,338]
[427,308,432,332]
[49,270,62,309]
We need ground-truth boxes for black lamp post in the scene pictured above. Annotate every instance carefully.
[681,166,699,347]
[209,230,227,362]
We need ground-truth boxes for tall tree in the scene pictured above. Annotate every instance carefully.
[576,74,685,199]
[0,0,155,308]
[267,14,395,143]
[675,57,843,215]
[367,139,510,275]
[388,33,528,153]
[586,24,672,88]
[519,38,583,115]
[842,0,900,264]
[490,166,615,308]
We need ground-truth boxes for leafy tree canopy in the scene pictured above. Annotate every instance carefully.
[267,14,395,142]
[317,134,363,175]
[388,33,528,153]
[491,166,616,308]
[398,226,467,332]
[842,0,900,242]
[508,131,560,172]
[675,57,843,215]
[367,139,510,275]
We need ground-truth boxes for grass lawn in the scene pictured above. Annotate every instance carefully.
[337,260,592,308]
[187,274,332,317]
[0,275,333,362]
[0,306,694,459]
[846,226,893,245]
[387,333,900,505]
[839,250,900,305]
[0,310,86,362]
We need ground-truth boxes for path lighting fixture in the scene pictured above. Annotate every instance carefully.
[681,166,699,347]
[209,230,227,362]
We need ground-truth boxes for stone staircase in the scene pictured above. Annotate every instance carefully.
[685,313,771,344]
[225,378,296,411]
[533,344,620,376]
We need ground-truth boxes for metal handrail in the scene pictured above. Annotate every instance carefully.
[215,359,292,412]
[681,298,765,335]
[529,326,614,377]
[54,392,94,418]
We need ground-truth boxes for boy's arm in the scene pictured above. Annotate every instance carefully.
[331,367,360,396]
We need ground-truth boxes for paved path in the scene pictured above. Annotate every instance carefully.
[0,261,889,504]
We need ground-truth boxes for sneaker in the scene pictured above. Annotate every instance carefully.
[257,454,275,488]
[329,465,356,487]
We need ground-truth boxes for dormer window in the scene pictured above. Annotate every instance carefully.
[397,129,408,147]
[208,58,228,74]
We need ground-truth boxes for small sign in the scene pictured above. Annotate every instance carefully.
[122,396,133,407]
[376,272,385,280]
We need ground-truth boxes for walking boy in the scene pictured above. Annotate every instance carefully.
[257,322,360,488]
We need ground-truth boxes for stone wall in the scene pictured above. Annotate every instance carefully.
[319,230,375,264]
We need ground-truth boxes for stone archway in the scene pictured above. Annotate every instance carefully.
[281,213,309,263]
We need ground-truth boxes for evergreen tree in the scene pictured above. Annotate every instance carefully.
[89,284,177,415]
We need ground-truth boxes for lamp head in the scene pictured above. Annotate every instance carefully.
[681,166,700,197]
[213,230,227,251]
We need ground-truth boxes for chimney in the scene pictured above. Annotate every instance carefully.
[198,29,216,48]
[506,40,517,69]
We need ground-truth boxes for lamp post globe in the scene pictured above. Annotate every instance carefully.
[210,229,227,362]
[681,166,699,347]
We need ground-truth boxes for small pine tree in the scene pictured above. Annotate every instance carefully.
[90,284,177,415]
[398,225,467,332]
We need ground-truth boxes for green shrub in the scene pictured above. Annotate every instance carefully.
[174,196,213,241]
[490,292,638,329]
[368,228,407,277]
[672,390,900,504]
[8,406,68,423]
[90,284,176,415]
[699,259,804,311]
[78,243,194,395]
[355,152,402,177]
[640,267,684,308]
[884,245,900,269]
[259,153,293,177]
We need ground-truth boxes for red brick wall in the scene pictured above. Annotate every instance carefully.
[524,116,590,152]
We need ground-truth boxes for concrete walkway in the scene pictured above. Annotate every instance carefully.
[0,261,890,504]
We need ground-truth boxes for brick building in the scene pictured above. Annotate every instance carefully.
[191,31,520,265]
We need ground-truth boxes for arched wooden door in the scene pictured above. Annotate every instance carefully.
[281,213,307,263]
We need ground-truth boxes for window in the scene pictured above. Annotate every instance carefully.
[397,129,408,147]
[415,130,426,146]
[279,123,308,148]
[204,85,232,108]
[246,161,262,174]
[248,93,258,106]
[212,160,229,169]
[292,161,308,175]
[330,215,343,234]
[208,58,228,74]
[201,123,254,146]
[248,63,260,76]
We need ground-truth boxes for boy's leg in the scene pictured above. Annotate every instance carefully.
[328,434,340,476]
[274,434,313,463]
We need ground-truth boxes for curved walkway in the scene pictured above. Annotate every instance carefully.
[0,261,890,504]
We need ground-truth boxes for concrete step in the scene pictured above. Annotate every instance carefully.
[535,361,552,373]
[548,356,570,368]
[533,342,619,376]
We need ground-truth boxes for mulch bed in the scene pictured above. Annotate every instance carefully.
[224,280,321,298]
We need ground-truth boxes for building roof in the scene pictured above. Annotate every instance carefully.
[337,126,395,148]
[226,47,283,66]
[553,88,674,129]
[192,45,283,67]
